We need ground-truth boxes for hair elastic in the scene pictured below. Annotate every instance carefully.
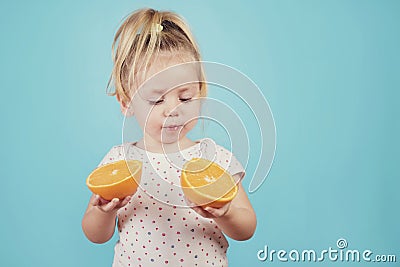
[154,23,163,33]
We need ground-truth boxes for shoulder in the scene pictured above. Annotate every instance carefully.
[199,138,234,157]
[98,142,139,166]
[199,138,245,179]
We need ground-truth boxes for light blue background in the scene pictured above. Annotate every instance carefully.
[1,0,399,266]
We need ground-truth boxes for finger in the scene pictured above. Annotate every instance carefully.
[204,206,220,217]
[205,203,230,217]
[191,206,212,218]
[101,198,120,212]
[119,196,132,207]
[98,196,111,206]
[90,194,101,206]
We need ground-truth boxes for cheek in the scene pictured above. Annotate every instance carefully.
[142,108,164,130]
[133,105,155,127]
[182,102,201,130]
[183,119,198,132]
[183,101,201,118]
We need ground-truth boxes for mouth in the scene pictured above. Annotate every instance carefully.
[162,125,183,132]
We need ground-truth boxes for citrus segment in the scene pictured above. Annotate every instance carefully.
[181,158,238,208]
[86,160,142,200]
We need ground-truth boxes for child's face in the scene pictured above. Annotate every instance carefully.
[128,54,202,147]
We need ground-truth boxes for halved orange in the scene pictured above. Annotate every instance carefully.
[86,160,142,200]
[181,158,238,208]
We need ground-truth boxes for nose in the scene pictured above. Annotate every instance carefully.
[163,99,180,117]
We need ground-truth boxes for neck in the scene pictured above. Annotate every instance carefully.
[136,136,196,154]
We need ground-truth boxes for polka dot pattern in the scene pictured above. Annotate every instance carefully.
[98,138,245,266]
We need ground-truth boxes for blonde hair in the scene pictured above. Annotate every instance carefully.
[107,8,206,105]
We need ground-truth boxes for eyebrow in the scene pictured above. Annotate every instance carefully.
[149,86,192,95]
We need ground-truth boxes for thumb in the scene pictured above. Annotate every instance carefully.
[90,194,101,206]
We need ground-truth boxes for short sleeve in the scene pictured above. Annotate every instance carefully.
[217,145,245,183]
[98,145,125,166]
[199,138,245,183]
[228,153,245,181]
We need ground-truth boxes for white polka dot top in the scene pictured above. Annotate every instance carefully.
[98,138,245,267]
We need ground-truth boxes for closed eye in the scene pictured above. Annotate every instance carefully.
[180,97,192,102]
[148,97,193,105]
[148,99,164,105]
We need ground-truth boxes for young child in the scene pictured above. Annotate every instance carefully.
[82,8,256,267]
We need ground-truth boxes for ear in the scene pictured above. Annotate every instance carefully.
[116,94,134,117]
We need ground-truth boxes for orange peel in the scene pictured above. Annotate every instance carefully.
[86,160,142,200]
[181,158,238,208]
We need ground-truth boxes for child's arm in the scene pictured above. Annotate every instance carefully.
[82,194,131,243]
[189,175,257,241]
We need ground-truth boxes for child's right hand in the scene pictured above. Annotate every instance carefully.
[90,194,132,213]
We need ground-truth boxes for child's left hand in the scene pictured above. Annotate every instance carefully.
[185,197,231,218]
